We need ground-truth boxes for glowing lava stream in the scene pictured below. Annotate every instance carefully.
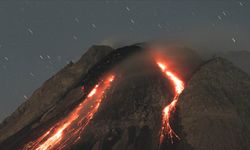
[156,61,185,144]
[24,75,115,150]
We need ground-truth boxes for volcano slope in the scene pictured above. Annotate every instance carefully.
[0,44,145,149]
[0,45,115,143]
[0,44,250,150]
[178,57,250,150]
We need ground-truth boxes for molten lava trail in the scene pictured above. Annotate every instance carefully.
[156,61,185,144]
[24,75,115,150]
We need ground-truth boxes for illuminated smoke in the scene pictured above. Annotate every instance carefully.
[156,61,185,144]
[23,75,115,150]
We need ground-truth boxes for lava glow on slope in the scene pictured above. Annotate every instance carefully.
[24,75,115,150]
[156,61,185,144]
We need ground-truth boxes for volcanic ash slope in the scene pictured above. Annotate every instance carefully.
[178,57,250,150]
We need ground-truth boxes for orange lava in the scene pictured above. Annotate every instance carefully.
[24,75,115,150]
[157,62,185,144]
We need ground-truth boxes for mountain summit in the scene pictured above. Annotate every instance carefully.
[0,44,249,150]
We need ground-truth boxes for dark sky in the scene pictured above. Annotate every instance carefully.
[0,0,249,121]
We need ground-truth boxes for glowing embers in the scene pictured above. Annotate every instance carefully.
[24,75,115,150]
[156,61,185,144]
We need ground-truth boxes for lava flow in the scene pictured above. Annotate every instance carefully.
[24,75,115,150]
[156,61,185,144]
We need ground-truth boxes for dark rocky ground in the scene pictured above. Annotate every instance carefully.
[0,43,249,150]
[178,57,250,150]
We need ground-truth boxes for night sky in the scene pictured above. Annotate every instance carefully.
[0,1,249,121]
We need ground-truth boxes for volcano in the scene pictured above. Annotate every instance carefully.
[0,43,250,150]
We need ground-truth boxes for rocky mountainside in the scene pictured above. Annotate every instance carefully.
[0,44,249,150]
[178,57,250,150]
[217,50,250,74]
[0,45,115,143]
[0,44,145,149]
